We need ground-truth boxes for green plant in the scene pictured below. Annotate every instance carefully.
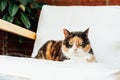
[0,0,45,43]
[0,0,45,30]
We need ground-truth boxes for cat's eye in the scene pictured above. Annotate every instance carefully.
[69,41,73,45]
[79,42,85,47]
[78,43,83,46]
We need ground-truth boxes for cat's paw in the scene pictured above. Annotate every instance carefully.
[87,54,96,63]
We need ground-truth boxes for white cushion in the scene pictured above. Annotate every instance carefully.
[32,5,120,66]
[0,55,119,80]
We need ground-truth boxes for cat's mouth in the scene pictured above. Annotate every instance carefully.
[72,50,82,54]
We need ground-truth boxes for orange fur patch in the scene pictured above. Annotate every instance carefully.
[87,55,96,62]
[62,45,69,52]
[69,36,83,48]
[83,44,91,52]
[46,41,53,60]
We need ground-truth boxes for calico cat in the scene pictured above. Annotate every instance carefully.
[35,28,95,62]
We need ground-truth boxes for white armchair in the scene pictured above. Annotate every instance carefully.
[0,5,120,80]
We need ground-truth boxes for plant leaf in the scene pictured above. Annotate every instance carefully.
[8,3,19,16]
[2,13,14,22]
[31,2,45,9]
[20,13,31,29]
[37,2,46,9]
[0,0,7,11]
[19,0,33,5]
[19,4,25,12]
[31,2,38,9]
[14,18,22,26]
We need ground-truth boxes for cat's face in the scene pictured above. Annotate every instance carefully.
[62,28,91,58]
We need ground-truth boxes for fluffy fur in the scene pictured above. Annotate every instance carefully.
[35,28,95,62]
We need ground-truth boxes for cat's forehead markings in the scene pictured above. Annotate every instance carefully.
[70,36,83,43]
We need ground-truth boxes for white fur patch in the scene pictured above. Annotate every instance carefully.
[63,48,94,63]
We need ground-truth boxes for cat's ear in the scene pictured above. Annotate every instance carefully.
[63,28,70,38]
[84,28,89,36]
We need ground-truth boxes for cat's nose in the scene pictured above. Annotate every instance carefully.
[73,48,78,52]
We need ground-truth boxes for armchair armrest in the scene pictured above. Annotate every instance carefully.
[0,19,36,40]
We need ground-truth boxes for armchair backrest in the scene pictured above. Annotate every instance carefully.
[32,5,120,65]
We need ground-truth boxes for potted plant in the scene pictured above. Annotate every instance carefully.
[0,0,45,30]
[0,0,45,43]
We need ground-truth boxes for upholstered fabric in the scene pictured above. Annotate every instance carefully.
[0,55,120,80]
[32,5,120,66]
